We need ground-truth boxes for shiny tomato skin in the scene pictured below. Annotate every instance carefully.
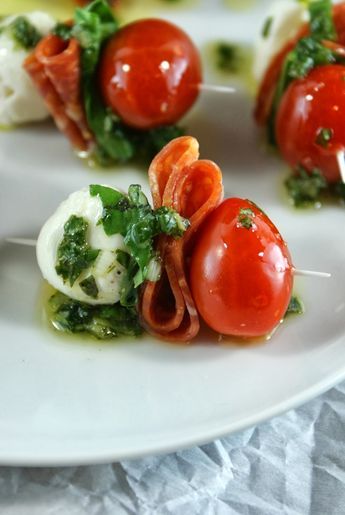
[98,18,202,129]
[276,64,345,183]
[190,198,293,338]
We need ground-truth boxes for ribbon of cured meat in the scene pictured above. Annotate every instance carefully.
[140,136,224,343]
[24,34,93,151]
[255,4,345,126]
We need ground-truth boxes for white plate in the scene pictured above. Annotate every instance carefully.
[1,1,345,466]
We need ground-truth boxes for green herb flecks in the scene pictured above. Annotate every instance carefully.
[55,215,100,286]
[315,127,333,148]
[90,184,190,306]
[79,275,99,298]
[285,295,304,317]
[262,16,273,39]
[286,165,345,207]
[215,42,242,73]
[267,0,338,145]
[48,291,141,339]
[66,0,183,166]
[238,207,255,229]
[285,166,328,207]
[9,16,42,49]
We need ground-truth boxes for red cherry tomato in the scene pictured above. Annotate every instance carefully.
[190,198,293,338]
[276,64,345,183]
[98,19,202,129]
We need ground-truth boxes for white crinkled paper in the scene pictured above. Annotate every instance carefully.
[0,382,344,514]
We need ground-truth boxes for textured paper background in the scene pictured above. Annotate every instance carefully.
[1,382,344,514]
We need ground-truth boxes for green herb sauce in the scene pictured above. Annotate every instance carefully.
[9,15,42,49]
[238,207,255,229]
[79,275,99,299]
[207,40,255,95]
[315,127,333,148]
[55,215,100,286]
[285,166,345,208]
[48,290,142,340]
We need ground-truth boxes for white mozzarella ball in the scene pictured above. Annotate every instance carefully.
[37,187,128,305]
[254,1,309,83]
[0,11,55,126]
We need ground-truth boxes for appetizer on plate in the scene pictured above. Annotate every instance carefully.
[255,0,345,206]
[0,11,55,126]
[37,136,299,343]
[23,0,202,165]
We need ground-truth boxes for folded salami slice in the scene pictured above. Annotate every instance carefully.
[140,136,224,343]
[24,34,93,151]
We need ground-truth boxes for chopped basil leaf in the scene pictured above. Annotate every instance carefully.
[315,127,333,148]
[238,207,255,229]
[55,215,100,286]
[309,0,336,41]
[285,167,328,207]
[48,291,142,339]
[89,184,124,207]
[155,206,190,237]
[79,275,99,298]
[10,16,42,49]
[285,295,304,317]
[53,22,72,40]
[262,16,273,39]
[90,184,190,307]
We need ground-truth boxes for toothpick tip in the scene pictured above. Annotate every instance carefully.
[5,238,37,247]
[199,83,237,94]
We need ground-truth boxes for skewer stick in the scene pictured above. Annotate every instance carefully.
[6,237,37,247]
[199,83,237,94]
[293,268,331,279]
[5,238,332,279]
[336,150,345,184]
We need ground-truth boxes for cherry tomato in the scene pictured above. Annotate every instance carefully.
[190,198,293,338]
[276,64,345,183]
[98,19,202,129]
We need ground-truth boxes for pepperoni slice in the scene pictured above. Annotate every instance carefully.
[24,35,93,151]
[255,4,345,126]
[140,136,224,343]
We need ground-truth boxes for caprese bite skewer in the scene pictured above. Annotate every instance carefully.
[7,137,329,343]
[255,0,345,200]
[14,0,234,166]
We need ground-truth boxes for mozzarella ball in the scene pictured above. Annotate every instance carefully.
[37,187,128,305]
[0,12,55,126]
[254,1,309,83]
